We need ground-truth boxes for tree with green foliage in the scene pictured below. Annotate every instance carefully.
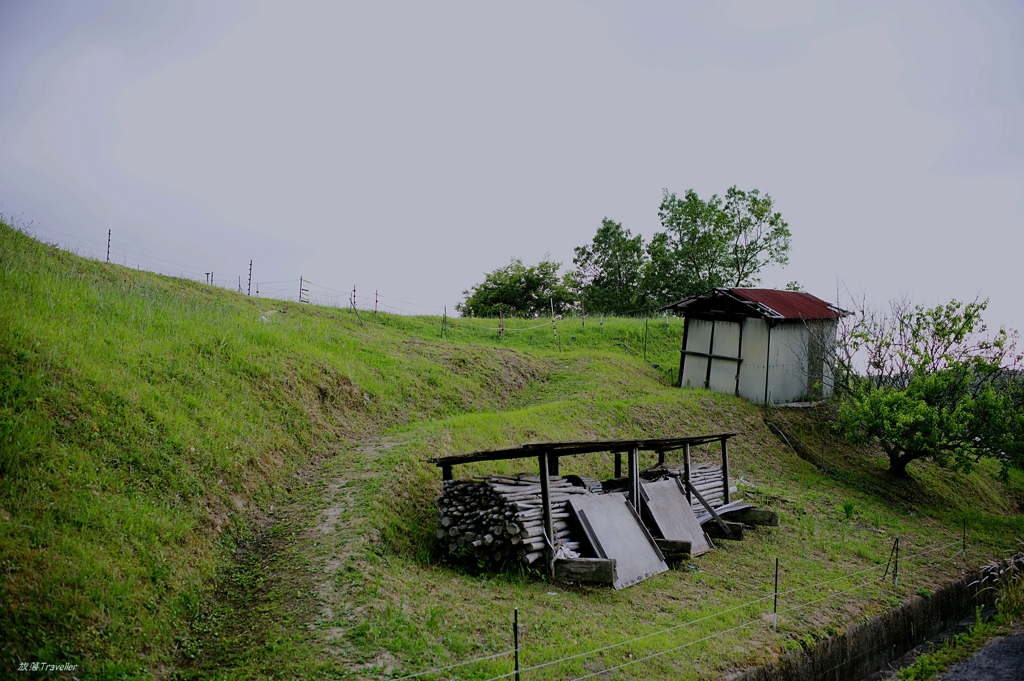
[720,186,792,287]
[571,219,647,315]
[835,297,1024,478]
[457,256,574,318]
[567,186,792,313]
[657,186,791,294]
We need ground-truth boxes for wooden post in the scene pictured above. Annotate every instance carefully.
[614,452,621,479]
[500,311,505,340]
[657,450,665,467]
[677,317,689,388]
[963,518,967,560]
[539,451,553,571]
[550,456,559,476]
[442,464,452,481]
[721,437,731,505]
[247,260,252,296]
[683,443,691,503]
[581,297,585,328]
[704,320,716,389]
[375,290,378,315]
[627,446,639,510]
[106,229,111,263]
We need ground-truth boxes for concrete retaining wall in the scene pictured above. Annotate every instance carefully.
[730,568,994,681]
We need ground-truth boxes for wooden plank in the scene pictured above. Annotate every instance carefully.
[574,508,607,559]
[568,494,668,589]
[721,438,731,505]
[703,521,745,540]
[684,479,731,535]
[428,434,739,467]
[538,451,553,570]
[644,479,711,556]
[553,558,617,584]
[655,539,691,564]
[722,508,779,527]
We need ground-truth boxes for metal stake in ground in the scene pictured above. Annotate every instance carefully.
[773,557,779,631]
[644,318,649,362]
[894,537,900,589]
[106,229,111,263]
[247,260,252,296]
[514,607,520,681]
[963,518,967,561]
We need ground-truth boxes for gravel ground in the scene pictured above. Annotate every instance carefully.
[935,626,1024,681]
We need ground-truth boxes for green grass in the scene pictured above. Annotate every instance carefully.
[2,219,1023,679]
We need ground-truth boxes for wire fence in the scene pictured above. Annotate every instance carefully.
[387,534,996,681]
[18,223,683,322]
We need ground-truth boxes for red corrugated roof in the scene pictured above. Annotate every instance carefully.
[728,288,842,320]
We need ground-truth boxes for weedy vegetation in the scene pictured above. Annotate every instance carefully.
[2,220,1024,679]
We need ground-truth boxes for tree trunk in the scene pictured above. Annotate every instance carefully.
[887,451,916,478]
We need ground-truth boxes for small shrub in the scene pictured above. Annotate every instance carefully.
[842,500,856,520]
[916,587,931,599]
[997,572,1024,620]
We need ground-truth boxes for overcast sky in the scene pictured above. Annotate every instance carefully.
[1,0,1022,325]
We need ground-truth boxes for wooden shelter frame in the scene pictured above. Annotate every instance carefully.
[430,433,736,571]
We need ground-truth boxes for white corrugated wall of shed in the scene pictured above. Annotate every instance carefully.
[680,319,713,389]
[737,318,769,402]
[820,319,838,398]
[709,321,741,394]
[766,322,809,403]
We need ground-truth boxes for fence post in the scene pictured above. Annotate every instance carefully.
[514,607,520,681]
[106,229,111,263]
[894,537,900,589]
[375,290,378,315]
[963,519,967,561]
[773,557,779,631]
[644,318,648,362]
[581,297,585,328]
[247,260,252,296]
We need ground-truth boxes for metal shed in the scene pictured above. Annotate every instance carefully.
[664,288,849,404]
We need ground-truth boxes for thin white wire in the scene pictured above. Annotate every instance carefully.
[394,649,512,679]
[515,592,777,675]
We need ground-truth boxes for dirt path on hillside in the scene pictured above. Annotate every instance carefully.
[172,436,404,678]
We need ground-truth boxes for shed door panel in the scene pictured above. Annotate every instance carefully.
[708,321,740,394]
[681,319,713,389]
[737,318,769,402]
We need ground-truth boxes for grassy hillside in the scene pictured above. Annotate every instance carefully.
[2,220,1023,679]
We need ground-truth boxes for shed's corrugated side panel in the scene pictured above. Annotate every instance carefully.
[738,318,769,402]
[709,321,741,394]
[681,319,712,389]
[766,322,809,403]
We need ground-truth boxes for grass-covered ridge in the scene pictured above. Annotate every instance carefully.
[2,219,1023,679]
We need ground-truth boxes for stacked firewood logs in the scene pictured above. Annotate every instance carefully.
[436,474,589,565]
